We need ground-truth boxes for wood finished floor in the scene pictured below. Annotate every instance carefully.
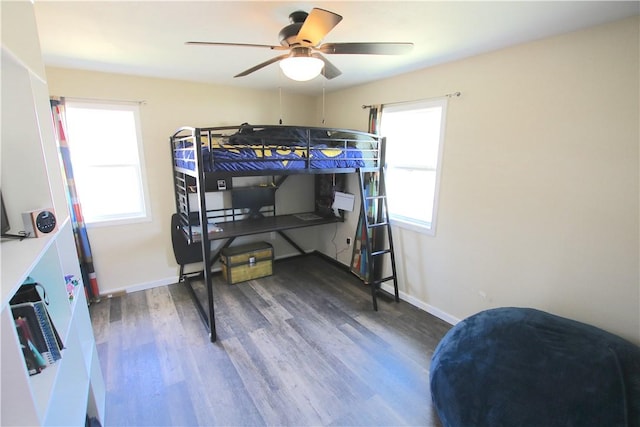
[90,254,452,427]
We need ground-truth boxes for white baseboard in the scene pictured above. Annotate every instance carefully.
[380,283,460,326]
[102,266,225,297]
[102,276,178,297]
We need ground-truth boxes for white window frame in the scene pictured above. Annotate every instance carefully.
[380,98,448,236]
[64,99,151,227]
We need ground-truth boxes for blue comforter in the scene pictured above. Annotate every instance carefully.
[175,142,367,172]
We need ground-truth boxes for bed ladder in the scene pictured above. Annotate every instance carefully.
[352,168,399,310]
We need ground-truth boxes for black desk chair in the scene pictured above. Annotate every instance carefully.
[171,213,204,283]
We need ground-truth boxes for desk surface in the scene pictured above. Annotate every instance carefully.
[184,212,341,242]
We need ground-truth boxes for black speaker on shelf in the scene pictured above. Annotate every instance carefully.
[22,209,57,238]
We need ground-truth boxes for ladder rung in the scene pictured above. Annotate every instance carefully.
[372,276,396,286]
[371,249,391,257]
[365,195,386,200]
[368,221,389,228]
[372,287,397,301]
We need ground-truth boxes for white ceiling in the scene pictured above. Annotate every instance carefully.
[33,1,640,95]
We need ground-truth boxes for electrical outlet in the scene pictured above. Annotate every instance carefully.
[346,237,351,246]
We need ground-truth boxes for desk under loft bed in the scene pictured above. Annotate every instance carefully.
[170,124,385,342]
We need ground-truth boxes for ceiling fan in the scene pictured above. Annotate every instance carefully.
[186,8,413,81]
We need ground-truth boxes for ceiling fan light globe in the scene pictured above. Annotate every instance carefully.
[279,56,324,81]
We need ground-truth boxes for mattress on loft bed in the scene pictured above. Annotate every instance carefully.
[173,125,378,173]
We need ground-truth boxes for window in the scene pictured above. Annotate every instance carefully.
[64,100,150,225]
[380,98,447,235]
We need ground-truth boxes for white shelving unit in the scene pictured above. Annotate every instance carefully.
[1,1,105,425]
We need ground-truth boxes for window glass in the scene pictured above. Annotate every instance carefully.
[64,101,150,225]
[380,98,447,234]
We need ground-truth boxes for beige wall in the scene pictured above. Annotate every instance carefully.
[45,16,639,344]
[317,16,639,343]
[45,68,320,294]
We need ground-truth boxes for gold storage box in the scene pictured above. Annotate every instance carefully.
[221,242,273,284]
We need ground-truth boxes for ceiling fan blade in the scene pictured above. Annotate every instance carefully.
[234,53,290,77]
[186,41,287,51]
[296,8,343,46]
[318,42,414,55]
[312,53,342,80]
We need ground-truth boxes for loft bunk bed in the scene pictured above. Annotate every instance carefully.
[170,124,385,342]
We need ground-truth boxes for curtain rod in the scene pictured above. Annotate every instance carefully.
[362,91,461,109]
[51,95,146,105]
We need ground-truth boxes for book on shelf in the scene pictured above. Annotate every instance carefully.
[10,280,64,372]
[11,301,63,366]
[15,317,48,375]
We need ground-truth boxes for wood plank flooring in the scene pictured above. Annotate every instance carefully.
[90,254,452,426]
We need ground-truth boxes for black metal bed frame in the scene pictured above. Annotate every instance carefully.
[170,124,385,342]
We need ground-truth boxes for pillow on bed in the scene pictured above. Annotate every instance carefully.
[225,124,330,147]
[328,131,377,149]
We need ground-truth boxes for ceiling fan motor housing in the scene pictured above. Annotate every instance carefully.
[279,10,309,47]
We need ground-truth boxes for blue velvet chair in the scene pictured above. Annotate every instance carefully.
[430,307,640,427]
